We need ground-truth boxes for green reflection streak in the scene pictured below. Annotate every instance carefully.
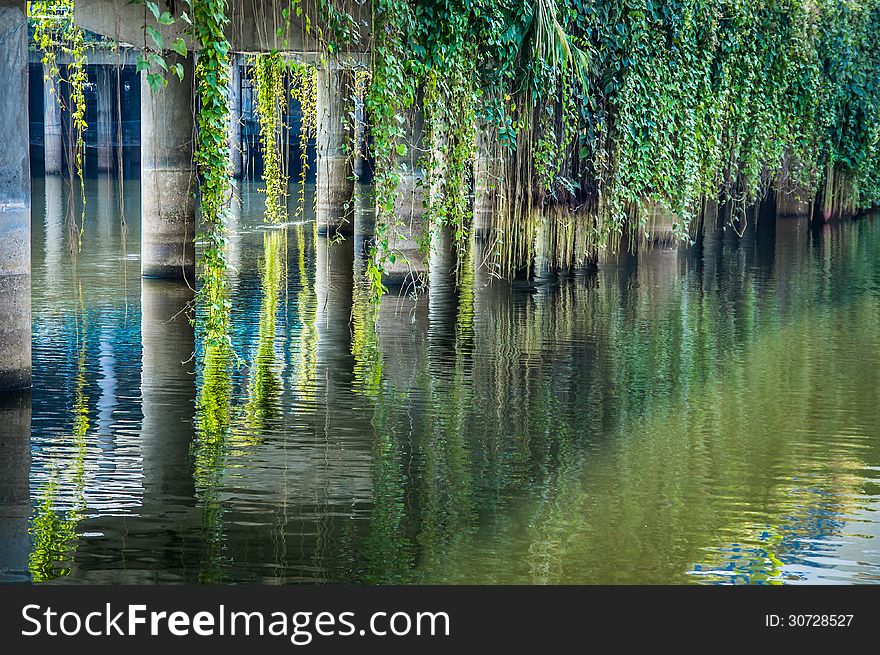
[291,224,318,400]
[351,221,880,584]
[361,399,414,583]
[241,228,287,437]
[351,277,383,397]
[193,344,233,583]
[29,286,89,582]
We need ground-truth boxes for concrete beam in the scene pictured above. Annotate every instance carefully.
[74,0,371,55]
[0,0,32,392]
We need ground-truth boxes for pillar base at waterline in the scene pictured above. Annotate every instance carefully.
[141,172,195,280]
[0,273,31,391]
[380,175,428,289]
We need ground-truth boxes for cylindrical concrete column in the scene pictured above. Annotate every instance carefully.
[474,129,500,238]
[0,392,30,582]
[316,63,355,236]
[382,109,428,288]
[228,55,242,179]
[43,64,63,175]
[141,52,195,280]
[140,279,196,502]
[0,1,31,392]
[352,92,366,181]
[96,65,115,173]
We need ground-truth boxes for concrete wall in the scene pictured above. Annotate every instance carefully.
[75,0,371,55]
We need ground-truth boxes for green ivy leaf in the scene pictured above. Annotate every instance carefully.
[170,37,188,57]
[146,25,164,50]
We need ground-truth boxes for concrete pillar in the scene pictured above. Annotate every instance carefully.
[382,109,427,288]
[599,223,637,270]
[0,392,30,581]
[352,92,366,181]
[0,1,31,391]
[140,279,196,501]
[316,63,354,236]
[141,52,195,280]
[228,55,242,179]
[96,66,115,173]
[474,129,500,238]
[43,64,63,175]
[533,215,556,283]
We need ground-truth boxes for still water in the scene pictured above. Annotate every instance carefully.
[1,174,879,584]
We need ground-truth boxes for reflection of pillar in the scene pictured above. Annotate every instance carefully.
[755,190,777,270]
[696,199,723,292]
[0,392,31,582]
[383,109,427,287]
[43,64,63,175]
[228,55,242,179]
[315,235,355,389]
[637,247,681,310]
[428,225,458,352]
[97,328,118,459]
[140,279,196,501]
[141,52,195,280]
[316,63,354,235]
[377,292,428,389]
[598,226,637,270]
[0,1,31,391]
[96,66,114,172]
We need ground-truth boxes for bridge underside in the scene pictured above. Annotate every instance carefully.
[74,0,371,56]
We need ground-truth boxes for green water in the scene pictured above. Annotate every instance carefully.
[1,175,878,584]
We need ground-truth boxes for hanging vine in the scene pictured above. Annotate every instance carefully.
[189,0,233,348]
[29,1,88,245]
[252,52,290,223]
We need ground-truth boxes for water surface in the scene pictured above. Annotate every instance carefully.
[2,174,879,584]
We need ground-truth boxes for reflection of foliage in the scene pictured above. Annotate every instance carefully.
[29,1,87,240]
[350,278,383,396]
[361,413,414,583]
[692,529,786,585]
[290,224,318,400]
[193,344,233,582]
[28,479,78,582]
[191,0,233,348]
[242,229,287,436]
[29,292,89,582]
[252,53,289,223]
